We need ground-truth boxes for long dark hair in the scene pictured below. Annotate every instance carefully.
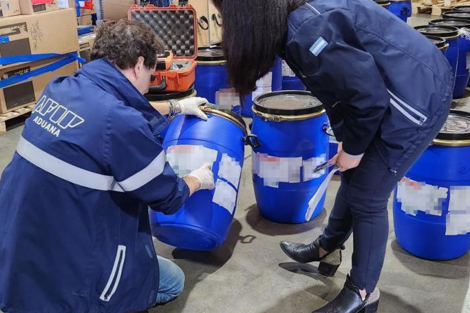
[212,0,304,97]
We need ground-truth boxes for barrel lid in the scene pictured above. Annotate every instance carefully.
[454,5,470,13]
[253,90,323,116]
[145,88,195,101]
[415,25,459,38]
[429,18,470,28]
[197,47,225,62]
[442,11,470,20]
[436,110,470,142]
[424,35,447,48]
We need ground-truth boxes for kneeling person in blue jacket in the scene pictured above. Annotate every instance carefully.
[0,20,215,313]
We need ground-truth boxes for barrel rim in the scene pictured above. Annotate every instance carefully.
[201,105,248,135]
[374,0,390,4]
[145,88,196,101]
[415,25,459,39]
[434,110,470,145]
[454,5,470,12]
[389,0,410,2]
[196,47,226,62]
[424,34,448,49]
[442,11,470,21]
[429,18,470,28]
[253,90,324,117]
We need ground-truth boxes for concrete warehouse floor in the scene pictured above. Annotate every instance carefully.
[2,14,470,313]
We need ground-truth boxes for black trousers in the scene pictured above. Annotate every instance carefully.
[320,110,449,293]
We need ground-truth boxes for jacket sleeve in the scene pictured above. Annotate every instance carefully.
[288,9,390,156]
[106,105,190,215]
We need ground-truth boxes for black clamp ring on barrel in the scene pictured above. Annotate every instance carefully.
[212,13,222,27]
[243,134,261,149]
[198,16,210,30]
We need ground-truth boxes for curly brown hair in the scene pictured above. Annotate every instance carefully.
[91,20,165,69]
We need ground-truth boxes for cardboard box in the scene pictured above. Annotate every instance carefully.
[0,57,78,113]
[77,13,92,25]
[101,0,134,20]
[19,0,58,15]
[0,0,21,17]
[187,0,222,48]
[0,9,79,70]
[78,32,94,63]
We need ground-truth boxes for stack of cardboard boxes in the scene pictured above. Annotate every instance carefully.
[0,4,79,114]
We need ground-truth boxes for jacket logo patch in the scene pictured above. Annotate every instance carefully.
[32,95,85,137]
[310,37,328,57]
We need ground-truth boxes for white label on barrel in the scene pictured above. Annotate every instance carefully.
[303,154,328,181]
[252,153,302,188]
[446,186,470,236]
[213,179,237,215]
[282,60,296,77]
[218,154,242,188]
[166,145,218,177]
[396,178,448,217]
[216,88,240,110]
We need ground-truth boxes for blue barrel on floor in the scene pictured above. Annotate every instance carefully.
[281,59,306,91]
[416,25,459,97]
[241,57,283,117]
[429,19,470,98]
[145,88,197,143]
[374,0,391,10]
[424,35,450,54]
[194,47,229,104]
[250,91,329,223]
[150,106,248,250]
[393,111,470,260]
[389,0,411,22]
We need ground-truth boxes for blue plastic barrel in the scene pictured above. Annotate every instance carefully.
[241,57,283,117]
[416,26,459,97]
[393,110,470,260]
[374,0,391,10]
[150,107,248,251]
[281,60,306,91]
[429,19,470,98]
[389,0,412,22]
[145,88,196,143]
[441,11,470,87]
[424,35,450,55]
[194,47,229,104]
[250,91,329,223]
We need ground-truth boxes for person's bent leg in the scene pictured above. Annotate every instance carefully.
[155,256,185,304]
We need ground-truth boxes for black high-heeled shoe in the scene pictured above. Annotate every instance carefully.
[312,276,380,313]
[279,237,343,277]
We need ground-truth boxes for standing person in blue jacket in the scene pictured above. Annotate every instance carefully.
[213,0,453,312]
[0,20,215,313]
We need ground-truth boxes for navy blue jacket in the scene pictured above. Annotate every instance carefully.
[285,0,454,171]
[0,59,189,313]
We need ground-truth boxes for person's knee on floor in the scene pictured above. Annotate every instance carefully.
[155,256,185,304]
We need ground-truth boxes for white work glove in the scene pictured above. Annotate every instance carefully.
[188,163,215,190]
[175,97,208,120]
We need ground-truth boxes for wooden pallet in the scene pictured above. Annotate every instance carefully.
[0,105,35,135]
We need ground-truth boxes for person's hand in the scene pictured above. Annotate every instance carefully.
[328,142,363,172]
[187,163,215,190]
[177,97,208,120]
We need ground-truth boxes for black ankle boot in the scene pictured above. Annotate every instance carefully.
[279,238,343,277]
[312,276,380,313]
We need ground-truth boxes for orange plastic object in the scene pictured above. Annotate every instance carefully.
[128,4,198,92]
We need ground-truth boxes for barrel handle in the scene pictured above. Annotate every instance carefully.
[212,13,222,27]
[322,124,335,137]
[243,134,261,149]
[149,76,167,92]
[198,16,210,30]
